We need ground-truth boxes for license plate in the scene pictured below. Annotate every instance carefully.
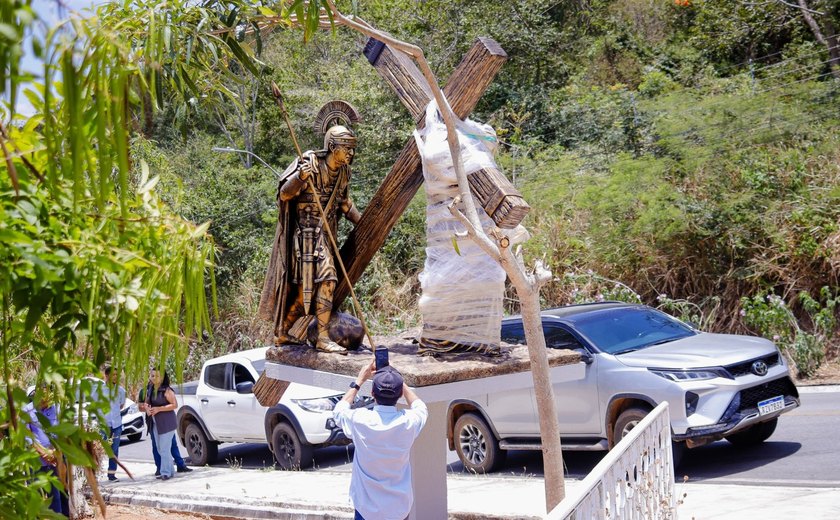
[758,395,784,415]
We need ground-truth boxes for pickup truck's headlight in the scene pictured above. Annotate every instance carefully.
[649,368,725,382]
[292,397,340,413]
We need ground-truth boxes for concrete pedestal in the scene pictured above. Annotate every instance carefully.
[263,345,584,519]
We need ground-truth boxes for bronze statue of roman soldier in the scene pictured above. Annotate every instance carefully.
[258,102,364,354]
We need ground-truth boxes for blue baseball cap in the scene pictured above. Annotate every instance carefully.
[372,366,404,406]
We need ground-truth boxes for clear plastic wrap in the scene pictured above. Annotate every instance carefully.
[413,102,528,354]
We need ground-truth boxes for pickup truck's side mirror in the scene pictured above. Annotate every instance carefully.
[576,348,594,365]
[235,381,254,394]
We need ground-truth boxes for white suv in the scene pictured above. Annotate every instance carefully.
[447,302,801,472]
[176,347,372,469]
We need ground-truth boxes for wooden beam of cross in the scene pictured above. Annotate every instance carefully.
[334,37,507,308]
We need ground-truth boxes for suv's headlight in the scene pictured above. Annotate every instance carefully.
[292,396,341,413]
[125,403,138,415]
[649,368,726,381]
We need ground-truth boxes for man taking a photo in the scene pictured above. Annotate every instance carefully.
[333,361,428,520]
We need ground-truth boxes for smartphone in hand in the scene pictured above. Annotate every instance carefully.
[375,348,389,370]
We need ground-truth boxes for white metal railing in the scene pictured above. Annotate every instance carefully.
[546,402,676,520]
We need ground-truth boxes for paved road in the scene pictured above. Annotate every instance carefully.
[118,387,840,486]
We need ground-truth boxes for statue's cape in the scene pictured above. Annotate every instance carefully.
[257,152,319,327]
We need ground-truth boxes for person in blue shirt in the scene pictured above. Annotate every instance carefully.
[333,362,428,520]
[24,384,69,517]
[101,365,126,482]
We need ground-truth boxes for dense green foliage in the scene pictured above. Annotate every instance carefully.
[149,0,840,379]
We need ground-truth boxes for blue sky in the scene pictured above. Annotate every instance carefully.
[13,0,100,116]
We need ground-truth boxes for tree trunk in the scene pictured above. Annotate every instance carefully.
[315,3,568,510]
[512,264,566,509]
[68,464,93,519]
[796,0,840,79]
[823,20,840,79]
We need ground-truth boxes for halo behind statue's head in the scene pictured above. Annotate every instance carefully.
[314,100,361,150]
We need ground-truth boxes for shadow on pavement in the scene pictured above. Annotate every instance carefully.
[181,436,803,483]
[196,443,356,472]
[446,449,606,479]
[446,440,802,482]
[677,440,802,481]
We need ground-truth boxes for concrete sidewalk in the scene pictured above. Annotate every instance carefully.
[99,461,840,519]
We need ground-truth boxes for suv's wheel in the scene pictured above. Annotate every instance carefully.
[614,407,685,467]
[725,418,778,446]
[127,433,142,443]
[272,422,313,470]
[454,413,505,473]
[614,407,650,441]
[184,422,218,466]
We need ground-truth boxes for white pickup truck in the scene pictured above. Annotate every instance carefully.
[175,346,367,469]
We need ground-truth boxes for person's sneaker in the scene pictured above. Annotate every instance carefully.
[154,470,160,476]
[107,475,118,482]
[161,475,171,481]
[177,465,193,473]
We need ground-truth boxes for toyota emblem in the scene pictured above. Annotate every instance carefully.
[751,360,768,376]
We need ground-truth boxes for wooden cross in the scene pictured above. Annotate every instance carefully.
[334,37,507,308]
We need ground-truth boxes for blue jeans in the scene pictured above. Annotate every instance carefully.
[153,424,176,477]
[150,427,186,470]
[39,465,69,516]
[107,425,122,474]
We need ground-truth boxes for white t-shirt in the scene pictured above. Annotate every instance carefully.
[333,400,428,520]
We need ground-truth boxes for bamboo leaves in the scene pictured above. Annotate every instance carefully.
[0,1,247,515]
[0,0,34,117]
[0,0,347,515]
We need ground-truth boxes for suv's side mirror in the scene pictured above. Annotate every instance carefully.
[235,381,254,394]
[576,349,594,365]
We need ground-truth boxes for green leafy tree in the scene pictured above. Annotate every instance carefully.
[0,0,336,516]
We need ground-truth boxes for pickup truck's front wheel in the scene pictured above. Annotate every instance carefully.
[185,422,218,466]
[272,422,313,470]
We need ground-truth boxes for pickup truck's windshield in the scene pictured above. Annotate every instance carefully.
[569,307,696,355]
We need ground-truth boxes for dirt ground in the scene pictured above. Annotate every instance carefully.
[93,504,235,519]
[797,355,840,386]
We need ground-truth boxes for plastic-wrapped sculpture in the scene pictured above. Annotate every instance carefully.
[414,103,529,356]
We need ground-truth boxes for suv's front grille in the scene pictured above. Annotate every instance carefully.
[681,376,800,440]
[738,376,799,412]
[725,353,781,378]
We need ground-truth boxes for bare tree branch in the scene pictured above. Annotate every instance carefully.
[795,0,828,44]
[771,0,825,16]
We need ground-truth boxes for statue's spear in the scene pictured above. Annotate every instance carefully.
[270,82,376,354]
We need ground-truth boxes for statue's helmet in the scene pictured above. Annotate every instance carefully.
[324,125,357,151]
